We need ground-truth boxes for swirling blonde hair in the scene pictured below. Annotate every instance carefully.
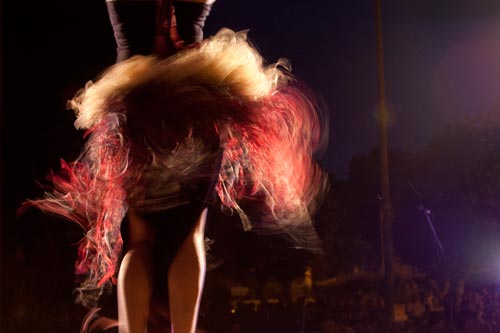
[27,28,329,307]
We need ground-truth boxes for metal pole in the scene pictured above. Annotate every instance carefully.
[375,0,394,325]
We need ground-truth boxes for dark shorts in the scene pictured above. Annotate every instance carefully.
[106,0,212,62]
[106,1,156,62]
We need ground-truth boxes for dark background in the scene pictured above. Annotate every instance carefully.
[3,0,500,332]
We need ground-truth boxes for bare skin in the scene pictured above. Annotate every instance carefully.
[168,208,207,333]
[117,208,207,333]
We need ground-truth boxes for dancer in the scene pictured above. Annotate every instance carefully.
[104,1,217,332]
[23,28,329,333]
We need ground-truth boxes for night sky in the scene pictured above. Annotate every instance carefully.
[207,0,500,178]
[3,0,500,330]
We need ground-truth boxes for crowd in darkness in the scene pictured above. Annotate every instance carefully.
[4,214,500,333]
[2,204,500,333]
[198,266,500,333]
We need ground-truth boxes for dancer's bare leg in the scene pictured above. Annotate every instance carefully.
[168,207,208,333]
[118,209,155,333]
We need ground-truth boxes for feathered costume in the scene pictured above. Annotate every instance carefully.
[25,29,329,307]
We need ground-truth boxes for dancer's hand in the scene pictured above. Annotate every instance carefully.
[154,34,170,57]
[154,14,183,57]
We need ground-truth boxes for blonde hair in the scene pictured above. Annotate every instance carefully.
[71,29,285,130]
